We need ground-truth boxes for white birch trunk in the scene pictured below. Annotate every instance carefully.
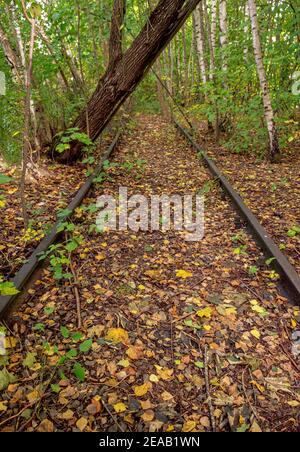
[219,0,228,74]
[248,0,280,160]
[194,2,207,85]
[211,0,218,60]
[203,0,215,81]
[244,3,250,61]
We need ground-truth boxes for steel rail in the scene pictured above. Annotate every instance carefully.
[174,119,300,304]
[0,131,122,319]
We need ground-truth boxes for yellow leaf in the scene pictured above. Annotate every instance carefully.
[95,254,106,261]
[0,200,6,208]
[197,307,213,319]
[0,402,7,412]
[105,328,129,344]
[155,366,174,381]
[4,337,17,349]
[291,319,297,329]
[76,417,88,431]
[250,380,265,393]
[114,402,127,413]
[166,425,175,432]
[145,270,161,279]
[176,270,193,279]
[118,359,130,368]
[26,389,40,403]
[251,329,261,340]
[182,420,197,432]
[161,391,174,401]
[61,409,74,420]
[287,400,299,407]
[149,374,159,383]
[203,325,211,331]
[134,382,152,397]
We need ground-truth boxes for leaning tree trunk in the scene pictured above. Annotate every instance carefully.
[54,0,202,162]
[248,0,280,162]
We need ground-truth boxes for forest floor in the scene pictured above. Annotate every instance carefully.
[0,115,299,432]
[0,136,113,279]
[198,128,300,275]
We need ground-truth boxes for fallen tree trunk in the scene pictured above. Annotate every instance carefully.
[54,0,202,162]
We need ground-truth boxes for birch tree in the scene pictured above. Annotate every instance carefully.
[248,0,280,161]
[219,0,228,76]
[193,2,207,85]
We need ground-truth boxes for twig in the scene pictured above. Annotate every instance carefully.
[241,368,261,424]
[0,393,50,429]
[204,345,216,432]
[171,311,194,324]
[69,260,82,329]
[279,343,300,374]
[101,399,125,432]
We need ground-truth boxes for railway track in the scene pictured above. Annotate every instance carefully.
[0,131,121,318]
[0,115,299,432]
[1,121,299,319]
[174,120,300,305]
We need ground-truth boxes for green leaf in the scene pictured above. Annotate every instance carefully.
[0,369,16,390]
[44,307,55,315]
[79,339,93,353]
[0,282,19,296]
[60,326,70,339]
[51,384,61,394]
[0,173,12,185]
[65,240,78,253]
[66,349,78,359]
[72,332,84,342]
[33,323,45,332]
[73,363,86,382]
[22,352,37,368]
[195,361,204,369]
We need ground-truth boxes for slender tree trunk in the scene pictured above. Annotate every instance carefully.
[203,0,214,81]
[194,2,207,85]
[54,0,202,162]
[244,3,250,61]
[20,12,36,227]
[219,0,228,77]
[248,0,280,161]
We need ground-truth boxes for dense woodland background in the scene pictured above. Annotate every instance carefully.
[0,0,299,165]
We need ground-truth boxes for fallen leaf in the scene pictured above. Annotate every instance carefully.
[114,402,127,413]
[141,410,155,422]
[197,307,213,319]
[105,328,129,344]
[134,382,152,397]
[176,270,193,279]
[76,417,88,431]
[250,329,261,340]
[182,420,197,432]
[37,419,54,432]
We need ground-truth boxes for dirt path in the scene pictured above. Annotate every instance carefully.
[1,115,299,432]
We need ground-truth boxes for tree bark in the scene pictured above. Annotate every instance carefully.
[248,0,280,161]
[219,0,228,76]
[108,0,126,72]
[55,0,202,162]
[194,2,207,85]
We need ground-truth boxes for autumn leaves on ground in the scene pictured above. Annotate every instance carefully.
[0,116,299,433]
